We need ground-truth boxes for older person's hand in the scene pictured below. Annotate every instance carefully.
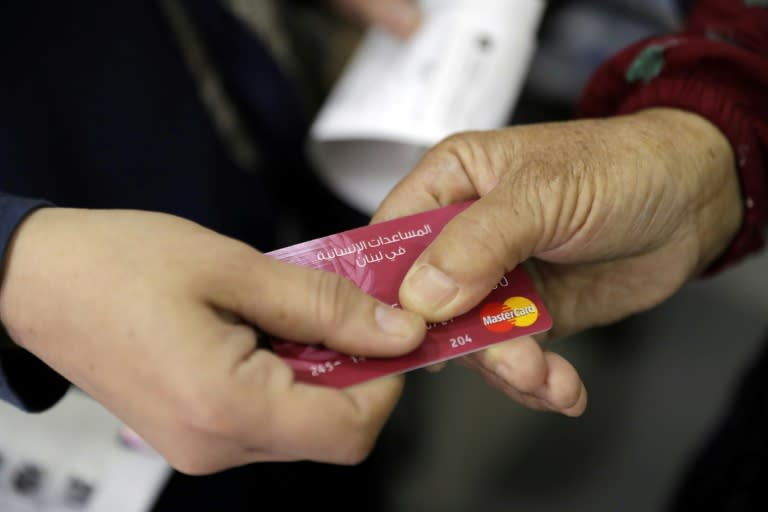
[373,108,742,416]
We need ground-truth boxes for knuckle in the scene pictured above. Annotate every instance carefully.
[417,131,497,204]
[311,271,358,332]
[441,133,486,169]
[444,212,510,270]
[439,132,468,148]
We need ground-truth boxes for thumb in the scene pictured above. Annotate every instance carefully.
[211,250,427,357]
[399,187,543,322]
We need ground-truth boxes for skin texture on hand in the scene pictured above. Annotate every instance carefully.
[373,108,742,417]
[329,0,421,38]
[0,208,426,474]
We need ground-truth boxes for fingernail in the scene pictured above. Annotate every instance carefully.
[385,4,421,38]
[402,264,459,312]
[375,304,418,339]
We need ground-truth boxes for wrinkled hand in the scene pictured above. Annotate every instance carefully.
[329,0,421,38]
[373,108,742,416]
[0,208,425,473]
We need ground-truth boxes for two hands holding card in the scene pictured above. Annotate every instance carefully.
[268,106,739,419]
[0,107,740,473]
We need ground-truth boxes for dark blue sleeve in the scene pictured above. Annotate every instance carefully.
[0,192,70,411]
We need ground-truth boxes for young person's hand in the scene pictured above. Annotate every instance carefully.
[0,208,426,473]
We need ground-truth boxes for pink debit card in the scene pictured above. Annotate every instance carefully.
[265,201,552,388]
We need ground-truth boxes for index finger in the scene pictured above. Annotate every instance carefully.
[235,351,405,464]
[371,136,484,224]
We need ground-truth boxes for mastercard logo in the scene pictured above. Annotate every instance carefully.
[480,297,539,333]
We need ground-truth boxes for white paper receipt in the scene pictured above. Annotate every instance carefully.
[310,0,545,215]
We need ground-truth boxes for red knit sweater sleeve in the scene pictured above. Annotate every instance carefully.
[577,0,768,275]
